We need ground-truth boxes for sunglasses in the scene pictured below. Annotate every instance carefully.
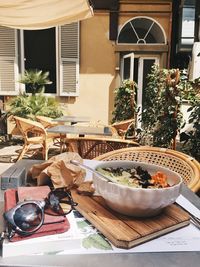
[2,188,78,240]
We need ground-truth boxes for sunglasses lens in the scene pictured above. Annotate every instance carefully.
[47,189,77,215]
[14,203,43,232]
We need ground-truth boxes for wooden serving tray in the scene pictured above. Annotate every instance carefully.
[71,190,190,249]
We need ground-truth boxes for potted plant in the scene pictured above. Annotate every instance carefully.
[19,69,52,95]
[8,69,62,119]
[7,69,63,136]
[112,80,137,122]
[111,80,137,138]
[8,92,63,120]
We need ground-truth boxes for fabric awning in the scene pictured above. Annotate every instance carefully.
[0,0,93,30]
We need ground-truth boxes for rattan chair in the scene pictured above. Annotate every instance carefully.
[67,136,139,160]
[14,116,54,161]
[94,146,200,193]
[36,115,65,149]
[35,115,59,129]
[112,119,135,139]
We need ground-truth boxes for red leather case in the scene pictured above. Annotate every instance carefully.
[4,186,70,242]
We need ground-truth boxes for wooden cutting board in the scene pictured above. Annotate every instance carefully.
[71,190,190,249]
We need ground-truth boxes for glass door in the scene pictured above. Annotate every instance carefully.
[121,54,159,127]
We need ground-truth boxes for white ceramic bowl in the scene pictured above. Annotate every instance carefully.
[93,161,182,217]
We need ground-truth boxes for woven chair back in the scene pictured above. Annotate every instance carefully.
[14,116,45,139]
[67,137,139,160]
[13,116,49,161]
[36,116,59,129]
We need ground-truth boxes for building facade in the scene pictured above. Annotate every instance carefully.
[0,0,197,125]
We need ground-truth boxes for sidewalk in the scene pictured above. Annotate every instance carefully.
[0,140,60,175]
[0,143,22,174]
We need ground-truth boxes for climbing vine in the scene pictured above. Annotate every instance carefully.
[141,65,187,148]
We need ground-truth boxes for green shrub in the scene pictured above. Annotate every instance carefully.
[19,69,52,95]
[8,69,62,120]
[141,65,186,148]
[112,80,137,123]
[8,92,63,120]
[179,77,200,161]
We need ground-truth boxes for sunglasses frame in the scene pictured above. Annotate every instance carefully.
[2,188,78,240]
[4,200,46,238]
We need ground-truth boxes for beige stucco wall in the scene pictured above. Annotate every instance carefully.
[63,14,116,125]
[4,1,174,135]
[63,2,172,125]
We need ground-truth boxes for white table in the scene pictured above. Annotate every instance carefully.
[0,159,200,266]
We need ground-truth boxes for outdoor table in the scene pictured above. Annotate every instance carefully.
[47,125,112,152]
[53,116,90,125]
[47,125,112,136]
[0,159,200,267]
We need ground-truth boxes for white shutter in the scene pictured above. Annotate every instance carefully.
[0,26,19,95]
[59,22,79,96]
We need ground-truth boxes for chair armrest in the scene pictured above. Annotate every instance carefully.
[14,116,47,136]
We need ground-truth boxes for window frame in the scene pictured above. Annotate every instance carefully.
[120,53,160,128]
[177,1,195,52]
[121,52,134,81]
[18,23,80,97]
[117,16,167,45]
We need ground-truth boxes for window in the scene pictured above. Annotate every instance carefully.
[117,16,165,127]
[121,52,159,127]
[122,53,134,80]
[178,0,195,52]
[0,22,79,96]
[24,28,56,94]
[118,17,166,44]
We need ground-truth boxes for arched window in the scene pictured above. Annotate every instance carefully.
[117,17,166,44]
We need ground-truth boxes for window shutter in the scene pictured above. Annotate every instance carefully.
[0,26,19,95]
[59,22,79,96]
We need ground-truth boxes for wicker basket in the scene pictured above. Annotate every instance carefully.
[94,146,200,193]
